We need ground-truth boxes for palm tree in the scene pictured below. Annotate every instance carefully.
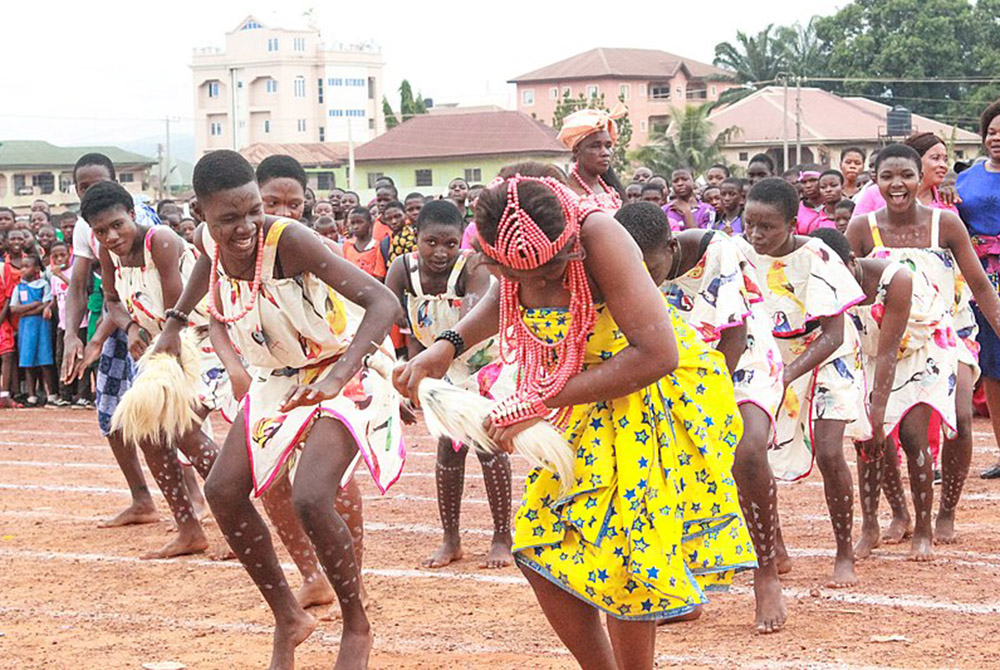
[714,24,787,85]
[632,104,740,175]
[778,18,825,79]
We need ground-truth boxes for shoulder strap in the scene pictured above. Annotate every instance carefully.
[261,219,293,283]
[931,208,942,247]
[142,227,158,268]
[867,212,884,248]
[406,252,424,297]
[697,230,716,260]
[880,260,902,287]
[447,250,472,295]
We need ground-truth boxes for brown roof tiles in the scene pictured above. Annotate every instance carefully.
[510,47,733,83]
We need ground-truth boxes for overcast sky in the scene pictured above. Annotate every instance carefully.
[1,0,845,150]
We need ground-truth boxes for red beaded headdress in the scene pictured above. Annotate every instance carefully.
[477,175,597,428]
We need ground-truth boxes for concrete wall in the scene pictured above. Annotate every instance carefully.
[0,168,149,212]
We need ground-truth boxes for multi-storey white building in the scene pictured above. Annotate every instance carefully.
[191,16,385,157]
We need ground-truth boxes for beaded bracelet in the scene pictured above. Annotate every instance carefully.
[434,329,465,358]
[489,396,551,428]
[164,308,190,326]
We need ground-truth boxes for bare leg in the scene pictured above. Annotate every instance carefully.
[853,442,882,560]
[606,615,656,670]
[773,516,792,574]
[731,404,785,634]
[937,364,973,543]
[520,565,617,670]
[204,409,315,670]
[980,378,1000,475]
[98,431,158,528]
[176,425,219,522]
[813,419,857,588]
[0,352,13,404]
[181,465,209,522]
[291,418,372,670]
[423,438,466,568]
[477,449,513,569]
[137,439,208,560]
[322,478,371,620]
[880,441,912,544]
[897,405,934,560]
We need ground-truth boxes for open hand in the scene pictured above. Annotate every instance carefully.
[279,373,346,412]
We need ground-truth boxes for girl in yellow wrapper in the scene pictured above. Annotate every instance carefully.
[153,151,403,670]
[395,168,754,669]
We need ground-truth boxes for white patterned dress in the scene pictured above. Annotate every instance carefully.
[203,220,404,497]
[737,236,871,481]
[661,232,784,430]
[849,261,958,435]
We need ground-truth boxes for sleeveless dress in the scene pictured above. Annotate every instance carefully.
[513,303,755,620]
[736,236,870,481]
[202,221,404,497]
[849,261,958,435]
[866,210,980,381]
[662,232,784,429]
[110,227,233,417]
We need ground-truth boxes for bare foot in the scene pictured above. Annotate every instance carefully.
[333,626,374,670]
[140,530,210,560]
[775,544,793,575]
[322,583,371,622]
[422,538,463,569]
[208,545,237,561]
[479,536,513,569]
[297,576,336,609]
[935,511,957,544]
[269,610,317,670]
[882,515,912,544]
[753,573,786,634]
[826,556,859,589]
[854,524,881,560]
[656,605,702,625]
[97,501,159,528]
[909,534,934,561]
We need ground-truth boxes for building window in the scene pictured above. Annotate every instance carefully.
[319,126,325,142]
[619,84,630,100]
[710,85,717,97]
[650,83,671,100]
[293,37,305,51]
[241,19,261,30]
[317,78,324,103]
[464,168,482,183]
[317,172,335,190]
[367,172,384,189]
[266,78,278,94]
[639,120,648,132]
[368,118,375,130]
[562,86,571,96]
[119,172,135,183]
[344,78,365,87]
[13,174,26,193]
[264,120,271,133]
[328,77,343,86]
[209,121,223,136]
[586,85,599,98]
[237,80,244,89]
[415,169,433,187]
[267,38,279,52]
[297,119,306,132]
[329,109,343,117]
[522,89,535,106]
[294,77,306,98]
[368,77,376,100]
[208,81,219,98]
[346,109,365,117]
[34,173,55,194]
[549,87,559,100]
[739,151,749,162]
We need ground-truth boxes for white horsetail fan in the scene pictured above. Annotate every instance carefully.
[111,330,203,448]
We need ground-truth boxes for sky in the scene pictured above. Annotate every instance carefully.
[1,0,846,155]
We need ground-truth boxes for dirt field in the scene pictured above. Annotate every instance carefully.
[2,407,1000,669]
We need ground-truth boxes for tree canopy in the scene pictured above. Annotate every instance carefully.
[632,104,738,176]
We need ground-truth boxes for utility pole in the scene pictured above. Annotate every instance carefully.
[347,118,356,191]
[156,143,164,201]
[782,75,789,171]
[795,76,802,167]
[165,117,172,197]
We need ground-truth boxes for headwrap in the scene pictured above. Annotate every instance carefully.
[556,102,628,151]
[798,170,821,182]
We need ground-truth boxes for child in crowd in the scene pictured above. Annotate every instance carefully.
[813,228,954,562]
[702,185,722,213]
[344,206,387,280]
[48,241,76,406]
[795,167,825,233]
[314,216,340,242]
[57,211,77,244]
[385,199,513,569]
[0,240,21,407]
[177,217,196,244]
[840,147,867,199]
[11,255,57,406]
[747,154,776,185]
[378,200,416,265]
[29,210,49,234]
[36,225,57,260]
[447,177,472,219]
[617,201,787,633]
[718,177,745,234]
[814,170,846,231]
[641,182,666,206]
[313,199,334,221]
[0,207,15,234]
[666,167,714,230]
[404,192,425,227]
[625,182,643,203]
[740,177,868,588]
[706,163,730,187]
[834,199,856,234]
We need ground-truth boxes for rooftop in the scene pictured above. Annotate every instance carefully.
[708,86,981,145]
[240,142,351,167]
[510,47,733,83]
[354,111,569,163]
[0,140,155,170]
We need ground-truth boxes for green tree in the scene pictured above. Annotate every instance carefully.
[632,104,739,176]
[551,91,633,173]
[382,96,399,130]
[399,80,428,121]
[713,24,787,85]
[777,18,826,79]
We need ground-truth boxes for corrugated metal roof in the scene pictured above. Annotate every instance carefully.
[239,142,350,167]
[0,140,155,169]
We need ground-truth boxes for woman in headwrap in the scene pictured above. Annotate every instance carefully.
[558,104,628,213]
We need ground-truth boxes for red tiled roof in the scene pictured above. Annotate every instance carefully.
[240,142,350,167]
[708,86,981,145]
[510,47,733,83]
[354,111,570,163]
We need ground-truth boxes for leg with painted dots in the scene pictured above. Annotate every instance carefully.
[477,449,513,569]
[423,437,467,568]
[897,404,934,560]
[879,441,912,544]
[136,436,209,560]
[812,418,858,588]
[937,363,974,543]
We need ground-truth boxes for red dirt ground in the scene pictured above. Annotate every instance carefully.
[2,408,1000,669]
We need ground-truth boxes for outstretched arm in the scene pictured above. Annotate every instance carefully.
[866,268,912,450]
[150,223,212,358]
[942,212,1000,338]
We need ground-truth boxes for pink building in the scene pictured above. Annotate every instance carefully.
[510,48,737,149]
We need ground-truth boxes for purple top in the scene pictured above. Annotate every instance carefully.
[663,200,715,231]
